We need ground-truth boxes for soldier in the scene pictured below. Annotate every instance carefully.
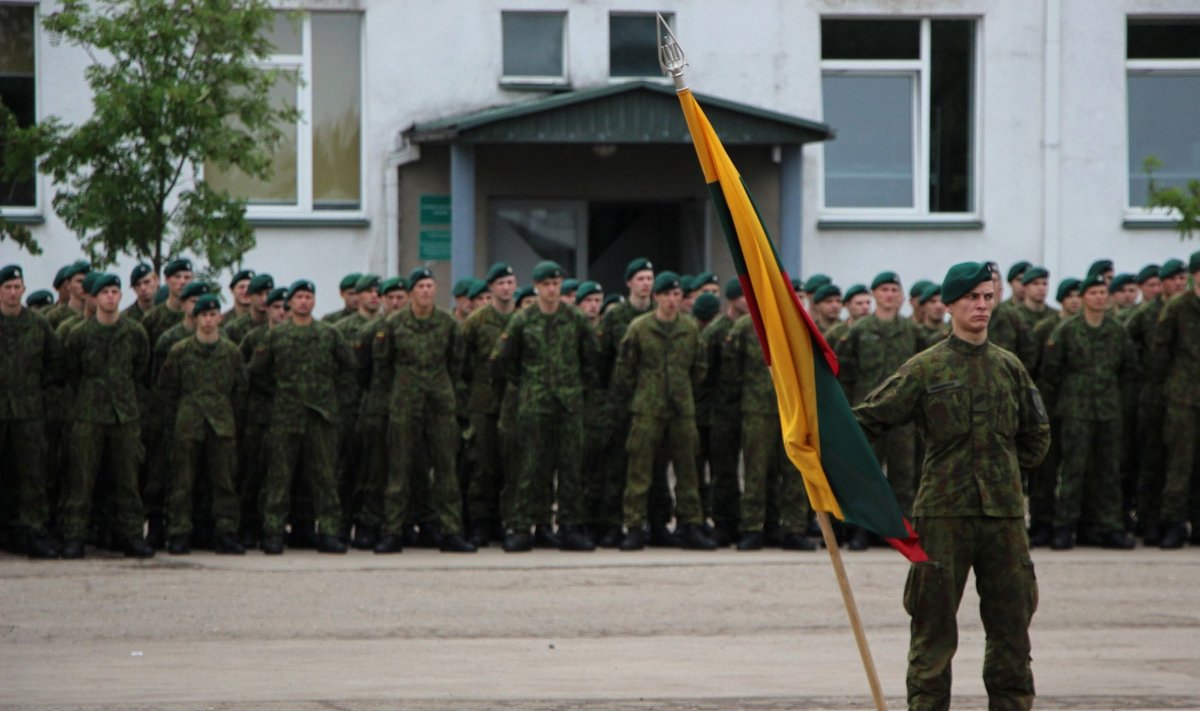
[575,281,603,327]
[223,273,273,346]
[1134,264,1161,305]
[679,276,698,315]
[1005,261,1032,306]
[611,271,715,551]
[825,283,870,345]
[1040,274,1137,550]
[451,278,474,321]
[459,262,518,547]
[45,260,90,329]
[918,285,950,347]
[516,286,538,310]
[987,263,1038,371]
[490,261,598,552]
[1146,251,1200,548]
[908,280,934,326]
[59,273,154,559]
[380,276,408,314]
[1016,266,1057,331]
[801,274,831,313]
[560,278,580,306]
[158,294,247,555]
[0,265,62,558]
[25,289,54,312]
[248,279,357,554]
[854,261,1049,711]
[223,269,254,322]
[810,284,843,335]
[599,292,623,317]
[691,292,720,329]
[122,263,158,323]
[321,272,361,323]
[694,272,721,297]
[1110,273,1139,321]
[1087,258,1115,285]
[467,279,492,312]
[46,265,73,325]
[141,258,194,358]
[373,268,475,554]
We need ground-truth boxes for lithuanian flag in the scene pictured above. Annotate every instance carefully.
[676,88,926,563]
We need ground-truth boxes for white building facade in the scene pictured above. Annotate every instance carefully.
[3,0,1198,313]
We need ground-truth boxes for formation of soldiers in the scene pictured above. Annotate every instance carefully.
[1,248,1198,558]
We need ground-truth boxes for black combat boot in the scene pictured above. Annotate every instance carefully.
[260,535,285,555]
[467,522,490,548]
[680,523,718,550]
[1159,523,1188,549]
[123,535,155,558]
[648,522,680,547]
[597,525,623,548]
[316,534,348,554]
[559,525,596,552]
[373,534,403,554]
[737,531,764,551]
[782,531,817,551]
[619,527,646,551]
[1099,530,1136,549]
[26,532,61,560]
[60,539,85,559]
[144,514,166,550]
[214,533,246,555]
[438,533,477,553]
[166,535,191,555]
[533,524,561,549]
[503,529,533,552]
[848,527,870,551]
[351,525,378,550]
[1050,526,1075,550]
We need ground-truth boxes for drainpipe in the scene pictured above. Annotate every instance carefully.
[1042,0,1062,278]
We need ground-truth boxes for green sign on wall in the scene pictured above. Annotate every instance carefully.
[419,229,451,261]
[419,194,451,225]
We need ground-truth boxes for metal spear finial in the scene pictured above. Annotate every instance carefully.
[656,13,688,91]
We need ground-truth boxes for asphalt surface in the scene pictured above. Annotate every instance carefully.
[2,543,1198,710]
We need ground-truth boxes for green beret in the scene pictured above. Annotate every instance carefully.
[812,283,842,304]
[692,292,720,321]
[723,278,742,300]
[1189,250,1200,274]
[53,265,71,289]
[871,271,900,290]
[1080,272,1108,294]
[908,279,934,298]
[1108,273,1135,293]
[378,276,406,295]
[653,270,682,294]
[89,273,120,296]
[65,259,91,281]
[624,257,653,281]
[288,279,315,299]
[918,284,942,305]
[790,277,804,292]
[531,260,565,283]
[163,258,193,278]
[0,264,23,285]
[1160,259,1186,279]
[230,269,255,287]
[467,279,489,300]
[409,268,434,289]
[940,262,993,304]
[1056,278,1082,303]
[192,293,221,316]
[679,275,697,293]
[561,278,580,295]
[803,274,832,293]
[339,272,363,291]
[1087,259,1114,279]
[180,281,211,301]
[247,273,275,295]
[485,262,515,284]
[266,287,288,306]
[26,289,54,307]
[695,271,719,289]
[575,281,602,303]
[602,293,625,310]
[843,284,868,301]
[515,285,537,303]
[354,273,382,294]
[130,262,154,284]
[1006,261,1032,283]
[1135,264,1160,284]
[1021,266,1049,285]
[81,271,101,296]
[452,278,473,297]
[154,285,169,304]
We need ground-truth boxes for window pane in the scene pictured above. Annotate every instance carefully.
[823,74,915,208]
[0,5,35,207]
[489,203,581,282]
[930,20,974,213]
[264,11,302,55]
[1128,74,1200,207]
[821,19,920,60]
[502,12,564,77]
[1127,20,1200,59]
[205,70,298,206]
[610,14,667,78]
[312,13,361,210]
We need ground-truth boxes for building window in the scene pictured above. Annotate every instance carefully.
[501,11,567,86]
[1127,19,1200,209]
[610,13,671,78]
[820,18,977,217]
[205,11,363,215]
[0,4,36,209]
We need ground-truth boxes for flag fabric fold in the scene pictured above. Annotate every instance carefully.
[676,88,926,563]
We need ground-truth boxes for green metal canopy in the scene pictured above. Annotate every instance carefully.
[405,80,834,146]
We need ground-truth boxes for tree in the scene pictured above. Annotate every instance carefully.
[1,0,298,274]
[1143,156,1200,241]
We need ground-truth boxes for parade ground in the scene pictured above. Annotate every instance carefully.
[2,545,1198,710]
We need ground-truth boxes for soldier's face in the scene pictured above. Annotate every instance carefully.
[873,283,903,311]
[1140,277,1162,301]
[1060,292,1081,315]
[1163,272,1188,296]
[251,290,269,313]
[490,275,517,303]
[411,279,436,308]
[359,289,381,313]
[232,279,252,306]
[167,271,193,298]
[1082,286,1109,314]
[290,291,315,316]
[817,297,843,321]
[133,273,158,302]
[948,282,993,335]
[197,310,222,335]
[472,292,493,310]
[343,290,360,309]
[1025,278,1048,304]
[730,295,748,316]
[268,301,287,324]
[0,278,25,309]
[1009,278,1027,301]
[680,292,696,313]
[847,294,872,318]
[69,274,87,301]
[700,283,719,296]
[656,288,682,317]
[385,290,407,312]
[1118,284,1139,306]
[182,297,199,320]
[628,270,653,299]
[579,293,602,319]
[537,278,562,306]
[95,285,121,314]
[924,296,946,323]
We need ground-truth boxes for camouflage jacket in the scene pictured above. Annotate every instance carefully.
[490,304,598,416]
[854,336,1050,517]
[355,314,393,419]
[920,322,951,350]
[697,313,737,427]
[320,306,355,324]
[1030,313,1066,380]
[158,336,248,441]
[140,303,185,366]
[1147,291,1200,407]
[596,299,654,390]
[834,314,924,405]
[612,312,705,418]
[0,307,60,421]
[247,319,356,431]
[461,305,515,415]
[121,301,149,323]
[720,314,775,416]
[223,310,266,348]
[1125,296,1166,407]
[1040,314,1137,421]
[153,321,195,381]
[334,312,371,416]
[45,302,77,330]
[373,306,462,420]
[63,316,150,425]
[987,299,1037,371]
[1015,302,1058,332]
[238,323,275,426]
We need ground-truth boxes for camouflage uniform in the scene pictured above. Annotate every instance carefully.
[1027,314,1067,534]
[919,322,951,349]
[352,314,392,536]
[333,312,370,531]
[223,311,265,349]
[237,323,274,537]
[121,301,150,323]
[158,335,247,537]
[989,300,1038,371]
[45,302,79,330]
[1146,292,1200,531]
[698,312,740,533]
[144,320,196,531]
[247,320,356,538]
[140,303,185,366]
[611,313,706,529]
[1040,315,1136,535]
[1014,302,1058,333]
[460,305,514,533]
[320,306,355,324]
[854,335,1050,711]
[1127,297,1169,532]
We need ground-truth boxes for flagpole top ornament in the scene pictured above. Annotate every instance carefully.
[656,14,688,92]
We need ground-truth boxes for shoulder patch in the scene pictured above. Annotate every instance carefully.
[926,379,963,394]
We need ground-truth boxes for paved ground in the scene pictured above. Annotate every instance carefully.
[1,544,1199,710]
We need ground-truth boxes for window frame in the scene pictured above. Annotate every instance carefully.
[607,11,674,84]
[818,17,982,227]
[0,2,41,219]
[499,10,569,90]
[1124,53,1200,224]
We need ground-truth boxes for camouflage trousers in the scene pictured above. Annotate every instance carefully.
[261,414,341,537]
[382,411,463,537]
[238,417,270,534]
[336,409,362,530]
[874,423,917,519]
[507,406,584,531]
[466,412,504,529]
[1026,418,1060,531]
[0,418,51,534]
[1053,417,1122,532]
[707,417,742,533]
[166,424,239,537]
[740,413,810,534]
[905,517,1037,711]
[353,413,387,530]
[61,422,145,541]
[1135,401,1167,531]
[1161,402,1200,525]
[623,414,702,529]
[600,413,675,529]
[141,416,171,519]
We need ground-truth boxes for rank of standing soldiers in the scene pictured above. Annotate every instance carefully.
[2,250,1199,558]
